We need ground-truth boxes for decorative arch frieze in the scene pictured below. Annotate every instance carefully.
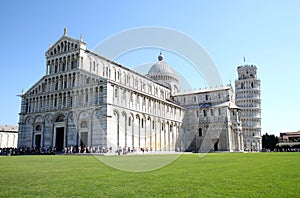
[25,116,33,125]
[34,115,44,124]
[54,114,65,122]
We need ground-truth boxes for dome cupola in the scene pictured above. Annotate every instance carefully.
[147,53,179,93]
[158,52,164,61]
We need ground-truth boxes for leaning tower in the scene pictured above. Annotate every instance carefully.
[235,64,261,151]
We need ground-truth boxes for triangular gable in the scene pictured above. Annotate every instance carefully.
[45,35,85,56]
[24,68,107,96]
[24,75,48,96]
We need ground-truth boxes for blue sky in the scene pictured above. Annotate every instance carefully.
[1,0,299,136]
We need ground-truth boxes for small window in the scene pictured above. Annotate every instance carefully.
[128,117,131,126]
[81,121,88,128]
[85,94,88,103]
[55,81,58,90]
[63,80,67,89]
[130,93,133,102]
[205,94,209,101]
[55,115,64,122]
[115,88,118,97]
[218,108,221,116]
[117,71,120,80]
[123,90,127,100]
[198,128,202,136]
[210,109,214,116]
[36,125,42,131]
[203,110,207,117]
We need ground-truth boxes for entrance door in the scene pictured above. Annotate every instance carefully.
[55,127,64,152]
[35,134,41,148]
[80,132,88,147]
[214,140,219,151]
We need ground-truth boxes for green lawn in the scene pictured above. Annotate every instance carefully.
[0,153,299,197]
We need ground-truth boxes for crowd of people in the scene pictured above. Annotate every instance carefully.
[0,145,155,156]
[3,146,299,156]
[0,145,107,155]
[0,146,55,155]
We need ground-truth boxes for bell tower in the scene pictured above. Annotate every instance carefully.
[235,63,261,151]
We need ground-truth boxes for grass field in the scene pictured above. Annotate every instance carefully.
[0,152,299,197]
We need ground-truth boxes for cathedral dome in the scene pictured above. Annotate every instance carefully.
[147,53,177,78]
[147,53,179,93]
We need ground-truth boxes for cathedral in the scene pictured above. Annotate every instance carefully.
[18,30,261,153]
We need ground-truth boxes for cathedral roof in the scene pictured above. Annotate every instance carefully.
[173,86,232,96]
[0,125,18,132]
[214,101,241,109]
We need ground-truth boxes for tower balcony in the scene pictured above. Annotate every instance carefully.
[236,96,261,100]
[241,115,261,119]
[236,77,260,81]
[241,106,261,110]
[235,88,260,96]
[242,126,261,130]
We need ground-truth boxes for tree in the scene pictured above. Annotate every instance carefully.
[262,133,278,151]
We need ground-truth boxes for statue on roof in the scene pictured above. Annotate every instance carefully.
[64,27,67,36]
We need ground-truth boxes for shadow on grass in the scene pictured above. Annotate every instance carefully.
[96,153,182,172]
